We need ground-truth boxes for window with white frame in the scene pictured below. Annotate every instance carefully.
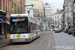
[55,20,56,24]
[61,15,63,18]
[33,6,35,8]
[33,1,35,3]
[58,20,59,23]
[36,1,38,3]
[33,1,38,3]
[58,16,59,18]
[55,16,56,18]
[36,6,38,8]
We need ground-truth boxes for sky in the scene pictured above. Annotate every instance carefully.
[42,0,64,10]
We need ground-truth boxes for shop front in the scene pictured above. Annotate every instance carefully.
[0,11,10,38]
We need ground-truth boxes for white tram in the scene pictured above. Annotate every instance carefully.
[9,14,40,43]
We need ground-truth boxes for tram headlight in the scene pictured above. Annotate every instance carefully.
[25,34,29,38]
[11,36,14,38]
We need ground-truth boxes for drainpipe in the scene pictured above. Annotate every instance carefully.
[1,0,3,10]
[4,0,6,10]
[7,0,8,11]
[20,0,22,13]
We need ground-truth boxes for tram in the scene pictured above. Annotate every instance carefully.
[9,14,40,43]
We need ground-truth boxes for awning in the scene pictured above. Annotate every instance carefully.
[2,16,9,21]
[0,18,6,23]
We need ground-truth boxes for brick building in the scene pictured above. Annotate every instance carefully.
[0,0,25,38]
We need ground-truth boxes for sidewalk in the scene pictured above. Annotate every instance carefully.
[0,38,9,48]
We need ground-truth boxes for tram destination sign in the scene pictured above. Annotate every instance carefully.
[12,18,25,22]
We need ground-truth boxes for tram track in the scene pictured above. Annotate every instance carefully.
[46,33,52,50]
[0,31,55,50]
[15,32,49,50]
[33,31,52,50]
[33,36,47,50]
[13,31,51,50]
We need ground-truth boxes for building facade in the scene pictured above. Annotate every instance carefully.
[63,0,74,28]
[0,0,25,38]
[0,0,11,38]
[44,3,58,18]
[0,0,25,14]
[43,3,58,31]
[32,0,44,31]
[53,10,64,28]
[32,0,44,23]
[13,0,25,14]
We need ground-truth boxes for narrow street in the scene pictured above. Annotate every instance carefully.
[0,31,75,50]
[0,31,56,50]
[0,0,75,50]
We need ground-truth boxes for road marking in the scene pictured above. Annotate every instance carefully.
[33,36,47,50]
[46,33,52,50]
[53,32,59,50]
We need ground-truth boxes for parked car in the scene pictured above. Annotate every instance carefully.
[59,28,63,32]
[64,27,71,33]
[68,28,74,35]
[55,29,60,33]
[64,29,67,33]
[54,28,58,31]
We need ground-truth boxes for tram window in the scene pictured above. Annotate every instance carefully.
[17,21,27,32]
[10,18,28,33]
[34,24,36,30]
[32,23,34,30]
[32,24,35,30]
[11,22,17,32]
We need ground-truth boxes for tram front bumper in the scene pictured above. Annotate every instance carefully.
[9,38,31,43]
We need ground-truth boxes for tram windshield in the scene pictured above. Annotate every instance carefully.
[10,17,28,33]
